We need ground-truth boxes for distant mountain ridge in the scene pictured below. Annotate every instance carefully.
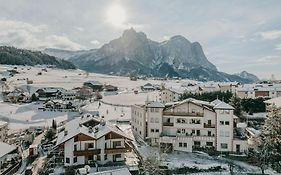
[0,46,75,69]
[46,28,258,83]
[235,71,259,82]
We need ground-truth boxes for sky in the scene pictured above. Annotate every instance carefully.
[0,0,281,79]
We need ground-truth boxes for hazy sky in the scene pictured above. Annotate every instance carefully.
[0,0,281,79]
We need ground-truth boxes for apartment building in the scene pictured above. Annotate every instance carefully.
[131,99,248,153]
[159,88,182,104]
[56,114,132,166]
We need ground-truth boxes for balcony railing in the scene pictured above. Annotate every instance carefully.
[163,111,203,117]
[204,123,216,128]
[104,147,132,154]
[73,149,101,156]
[163,122,174,126]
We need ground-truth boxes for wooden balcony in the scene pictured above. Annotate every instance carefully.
[163,122,174,126]
[73,149,101,156]
[104,147,132,154]
[204,123,216,128]
[163,111,203,117]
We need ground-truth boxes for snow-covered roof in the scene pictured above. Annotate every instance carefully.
[56,115,132,146]
[146,101,165,108]
[213,102,234,110]
[90,168,131,175]
[0,141,17,158]
[85,81,103,86]
[264,96,281,108]
[211,99,234,110]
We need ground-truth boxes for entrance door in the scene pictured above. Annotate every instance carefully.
[236,144,240,153]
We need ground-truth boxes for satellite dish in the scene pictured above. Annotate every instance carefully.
[84,165,91,173]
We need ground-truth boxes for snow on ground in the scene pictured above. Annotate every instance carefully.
[0,101,78,133]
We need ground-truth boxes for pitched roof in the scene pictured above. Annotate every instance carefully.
[0,141,17,158]
[212,100,234,110]
[146,101,165,108]
[264,96,281,108]
[56,115,132,146]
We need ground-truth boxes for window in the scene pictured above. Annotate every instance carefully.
[150,117,154,123]
[181,129,186,134]
[97,155,101,161]
[73,157,77,163]
[196,130,200,136]
[177,119,181,123]
[177,129,181,134]
[208,120,211,125]
[192,130,195,134]
[208,131,212,136]
[155,108,159,112]
[206,142,213,146]
[104,154,107,160]
[179,142,183,147]
[221,143,228,149]
[151,129,155,133]
[115,154,121,158]
[194,141,200,147]
[140,131,142,135]
[155,129,159,133]
[66,157,70,163]
[155,118,159,123]
[225,131,230,137]
[113,141,121,148]
[220,121,224,125]
[87,143,94,149]
[225,121,230,125]
[192,109,195,113]
[184,143,187,147]
[225,110,230,114]
[74,145,77,151]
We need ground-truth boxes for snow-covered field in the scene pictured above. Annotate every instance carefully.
[0,65,168,132]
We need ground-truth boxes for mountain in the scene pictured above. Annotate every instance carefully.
[0,46,76,69]
[61,28,254,83]
[42,48,95,60]
[235,71,259,82]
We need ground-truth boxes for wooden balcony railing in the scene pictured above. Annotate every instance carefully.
[163,111,203,117]
[204,123,216,128]
[73,149,101,156]
[163,122,174,126]
[104,147,132,154]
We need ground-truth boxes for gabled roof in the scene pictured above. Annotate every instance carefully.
[0,141,17,158]
[264,96,281,108]
[56,115,132,146]
[146,101,165,108]
[211,99,234,110]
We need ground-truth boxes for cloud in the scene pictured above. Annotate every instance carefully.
[0,20,84,50]
[74,27,84,32]
[256,30,281,40]
[90,40,100,45]
[275,44,281,50]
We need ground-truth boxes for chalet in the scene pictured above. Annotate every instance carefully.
[4,89,29,103]
[104,85,118,92]
[141,83,155,91]
[74,87,93,100]
[55,114,133,166]
[84,81,103,92]
[36,87,65,101]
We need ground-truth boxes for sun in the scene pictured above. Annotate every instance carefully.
[106,4,127,27]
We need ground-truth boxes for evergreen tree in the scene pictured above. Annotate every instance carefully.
[257,106,281,173]
[229,95,242,117]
